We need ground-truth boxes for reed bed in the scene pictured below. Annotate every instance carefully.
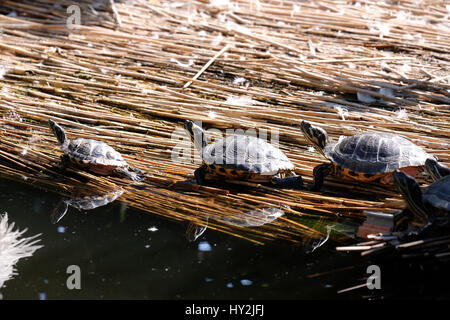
[0,0,449,245]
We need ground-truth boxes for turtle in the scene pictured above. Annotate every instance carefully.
[48,119,145,181]
[184,120,303,188]
[393,168,450,230]
[299,120,436,191]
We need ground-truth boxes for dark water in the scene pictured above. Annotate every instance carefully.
[1,178,449,300]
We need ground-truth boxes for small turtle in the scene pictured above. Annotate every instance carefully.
[48,119,145,181]
[393,168,450,229]
[300,120,435,191]
[184,120,303,188]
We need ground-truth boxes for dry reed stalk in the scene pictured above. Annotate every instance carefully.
[0,0,449,244]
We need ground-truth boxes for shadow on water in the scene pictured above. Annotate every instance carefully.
[1,177,450,299]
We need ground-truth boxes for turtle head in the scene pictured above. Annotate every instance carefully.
[48,119,67,145]
[425,158,450,181]
[392,169,429,226]
[300,121,329,156]
[184,120,208,151]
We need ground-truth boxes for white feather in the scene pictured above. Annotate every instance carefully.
[0,213,42,288]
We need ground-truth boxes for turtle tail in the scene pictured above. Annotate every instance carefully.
[115,166,146,182]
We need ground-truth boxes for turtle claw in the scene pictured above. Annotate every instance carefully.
[59,154,70,171]
[129,166,146,181]
[116,166,146,182]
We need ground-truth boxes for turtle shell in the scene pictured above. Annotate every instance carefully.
[423,175,450,212]
[324,132,431,174]
[62,138,127,167]
[201,135,294,176]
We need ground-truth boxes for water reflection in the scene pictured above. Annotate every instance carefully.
[0,213,42,289]
[1,178,450,299]
[185,206,286,243]
[51,189,124,224]
[185,217,209,242]
[184,205,361,255]
[221,207,285,228]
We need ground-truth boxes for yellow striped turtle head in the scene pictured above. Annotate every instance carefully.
[425,158,449,182]
[392,170,428,226]
[49,119,68,145]
[300,121,329,157]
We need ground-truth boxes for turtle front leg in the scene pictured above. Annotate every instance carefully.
[272,175,304,189]
[114,166,146,182]
[128,166,146,181]
[60,154,70,170]
[309,163,333,191]
[194,165,208,185]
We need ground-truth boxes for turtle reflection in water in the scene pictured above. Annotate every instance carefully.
[185,207,286,242]
[51,189,124,224]
[221,207,285,228]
